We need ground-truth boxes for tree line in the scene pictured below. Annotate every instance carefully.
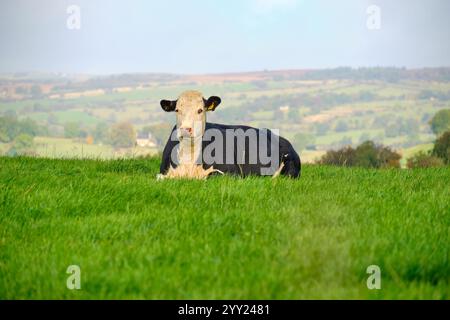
[317,109,450,168]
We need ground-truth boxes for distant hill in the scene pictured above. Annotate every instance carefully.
[1,67,449,162]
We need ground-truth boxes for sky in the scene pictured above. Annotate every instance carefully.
[0,0,450,74]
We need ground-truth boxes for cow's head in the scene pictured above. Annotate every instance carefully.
[160,91,221,140]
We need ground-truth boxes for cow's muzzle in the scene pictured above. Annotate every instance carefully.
[178,127,193,139]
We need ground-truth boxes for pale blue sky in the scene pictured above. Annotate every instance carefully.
[1,0,449,74]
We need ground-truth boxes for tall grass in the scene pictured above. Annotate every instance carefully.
[0,156,448,299]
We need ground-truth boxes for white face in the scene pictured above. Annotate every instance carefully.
[175,92,206,140]
[160,90,221,140]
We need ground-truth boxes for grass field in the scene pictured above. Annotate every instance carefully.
[0,156,449,299]
[32,136,158,159]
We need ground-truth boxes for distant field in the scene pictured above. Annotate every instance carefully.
[0,157,448,299]
[299,150,326,163]
[27,110,101,125]
[33,136,158,159]
[1,72,449,161]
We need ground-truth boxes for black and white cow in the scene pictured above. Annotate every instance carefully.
[159,91,301,178]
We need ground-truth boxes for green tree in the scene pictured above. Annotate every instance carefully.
[432,130,450,164]
[109,122,136,148]
[64,122,81,139]
[0,116,45,143]
[19,118,43,137]
[7,134,35,156]
[354,141,379,168]
[375,144,402,168]
[0,116,19,142]
[319,141,401,168]
[319,146,355,167]
[93,122,109,143]
[429,109,450,136]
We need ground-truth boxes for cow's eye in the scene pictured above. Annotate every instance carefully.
[197,109,203,114]
[175,109,179,113]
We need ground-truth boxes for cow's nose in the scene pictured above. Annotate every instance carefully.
[180,127,193,136]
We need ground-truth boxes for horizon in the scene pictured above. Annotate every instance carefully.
[2,66,450,78]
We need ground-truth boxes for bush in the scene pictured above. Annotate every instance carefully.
[64,122,82,139]
[429,109,450,136]
[319,140,401,168]
[93,122,109,144]
[432,130,450,164]
[319,146,355,167]
[373,142,402,168]
[7,134,35,156]
[109,122,136,148]
[0,116,44,143]
[407,151,444,168]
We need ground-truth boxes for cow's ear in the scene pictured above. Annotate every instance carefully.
[204,96,221,111]
[160,99,177,112]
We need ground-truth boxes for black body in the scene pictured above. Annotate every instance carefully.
[160,122,301,178]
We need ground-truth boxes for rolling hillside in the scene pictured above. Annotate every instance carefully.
[1,68,450,162]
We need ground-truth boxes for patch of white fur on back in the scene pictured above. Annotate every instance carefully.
[158,164,223,180]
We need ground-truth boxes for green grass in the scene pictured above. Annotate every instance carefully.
[32,136,158,159]
[0,156,449,299]
[33,136,114,158]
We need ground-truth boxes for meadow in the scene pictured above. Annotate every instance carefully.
[0,156,448,299]
[33,136,158,159]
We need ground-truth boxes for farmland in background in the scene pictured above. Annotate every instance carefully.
[1,68,450,162]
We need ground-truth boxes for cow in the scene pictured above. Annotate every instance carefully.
[159,90,301,178]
